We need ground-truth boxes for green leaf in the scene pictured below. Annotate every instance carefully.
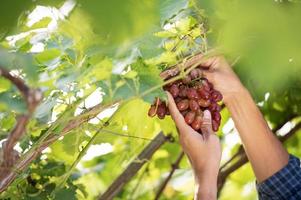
[35,48,62,63]
[0,48,37,80]
[34,97,57,123]
[0,77,11,93]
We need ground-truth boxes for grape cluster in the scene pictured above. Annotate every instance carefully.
[148,68,223,133]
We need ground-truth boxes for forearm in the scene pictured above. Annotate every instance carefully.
[225,86,289,182]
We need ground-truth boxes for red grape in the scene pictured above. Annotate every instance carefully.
[191,115,203,131]
[187,88,198,99]
[212,120,219,132]
[197,99,211,107]
[148,105,157,117]
[179,85,187,97]
[212,111,221,122]
[169,84,180,98]
[209,102,221,112]
[157,104,167,119]
[185,111,196,124]
[211,90,223,102]
[189,99,199,111]
[198,89,210,100]
[177,99,189,111]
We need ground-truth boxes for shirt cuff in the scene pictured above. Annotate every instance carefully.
[256,155,301,199]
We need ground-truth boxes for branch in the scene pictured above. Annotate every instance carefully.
[98,132,174,200]
[0,67,42,187]
[154,151,185,200]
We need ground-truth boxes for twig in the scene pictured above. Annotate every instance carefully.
[154,151,185,200]
[98,132,174,200]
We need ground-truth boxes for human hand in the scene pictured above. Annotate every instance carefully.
[199,56,245,104]
[167,92,221,199]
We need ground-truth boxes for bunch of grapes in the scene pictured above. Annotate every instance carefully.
[148,67,223,133]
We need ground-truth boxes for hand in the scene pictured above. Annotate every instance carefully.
[200,56,245,104]
[167,92,221,200]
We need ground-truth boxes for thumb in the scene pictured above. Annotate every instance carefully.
[201,110,213,139]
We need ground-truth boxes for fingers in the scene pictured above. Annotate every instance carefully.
[166,92,191,134]
[200,110,214,140]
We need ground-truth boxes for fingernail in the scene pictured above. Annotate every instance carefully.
[203,110,210,119]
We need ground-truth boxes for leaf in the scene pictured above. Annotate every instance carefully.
[131,58,166,103]
[0,92,27,113]
[0,77,11,93]
[0,48,37,80]
[34,97,57,123]
[49,131,89,165]
[35,48,62,63]
[160,0,188,23]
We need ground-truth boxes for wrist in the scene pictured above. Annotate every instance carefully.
[195,177,217,200]
[223,84,249,106]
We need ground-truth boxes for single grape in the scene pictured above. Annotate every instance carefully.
[211,90,223,102]
[169,84,180,98]
[185,111,196,124]
[197,99,211,107]
[198,89,210,100]
[179,85,187,97]
[189,99,199,111]
[157,104,167,119]
[187,88,198,99]
[148,105,157,117]
[212,111,221,122]
[209,102,221,112]
[177,99,189,111]
[212,120,219,132]
[191,115,203,130]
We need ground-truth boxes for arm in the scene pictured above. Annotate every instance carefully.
[166,92,221,200]
[200,56,289,182]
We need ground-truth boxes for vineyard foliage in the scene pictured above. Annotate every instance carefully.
[0,0,301,199]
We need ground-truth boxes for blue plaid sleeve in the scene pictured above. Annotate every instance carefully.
[256,155,301,200]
